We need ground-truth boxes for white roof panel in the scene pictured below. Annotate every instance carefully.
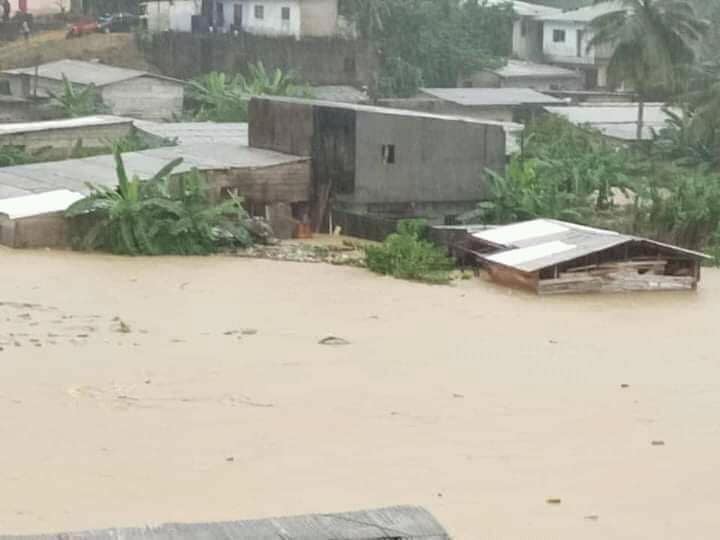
[537,1,624,22]
[421,87,564,107]
[0,116,132,136]
[487,241,576,266]
[0,189,84,219]
[473,219,569,246]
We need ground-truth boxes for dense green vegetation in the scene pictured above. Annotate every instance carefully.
[466,116,720,258]
[65,150,254,255]
[340,0,513,97]
[48,75,108,118]
[589,0,707,139]
[186,62,312,122]
[365,220,455,283]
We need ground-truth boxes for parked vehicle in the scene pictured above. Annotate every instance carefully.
[66,17,99,38]
[97,13,141,33]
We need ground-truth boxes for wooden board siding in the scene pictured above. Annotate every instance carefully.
[487,263,540,292]
[248,98,314,156]
[539,274,697,295]
[207,160,312,204]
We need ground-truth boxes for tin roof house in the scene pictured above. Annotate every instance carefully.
[465,219,708,294]
[1,60,185,121]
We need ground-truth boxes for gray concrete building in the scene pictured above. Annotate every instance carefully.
[248,96,508,226]
[1,60,185,121]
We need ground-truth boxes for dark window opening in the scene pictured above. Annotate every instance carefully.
[281,6,290,20]
[521,19,528,37]
[553,29,565,42]
[254,4,264,19]
[233,4,243,27]
[381,144,395,164]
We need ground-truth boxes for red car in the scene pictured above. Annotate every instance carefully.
[66,18,99,38]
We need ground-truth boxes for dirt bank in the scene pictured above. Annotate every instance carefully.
[1,248,719,539]
[0,31,154,72]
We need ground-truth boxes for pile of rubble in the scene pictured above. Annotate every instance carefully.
[234,240,366,266]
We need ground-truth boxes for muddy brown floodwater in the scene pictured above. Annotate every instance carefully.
[1,248,720,539]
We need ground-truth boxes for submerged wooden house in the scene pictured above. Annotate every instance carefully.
[464,219,708,294]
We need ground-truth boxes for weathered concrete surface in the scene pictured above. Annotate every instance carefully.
[249,97,507,223]
[142,32,377,86]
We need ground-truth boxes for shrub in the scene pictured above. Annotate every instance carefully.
[66,150,254,255]
[48,75,108,118]
[187,63,313,122]
[365,220,454,283]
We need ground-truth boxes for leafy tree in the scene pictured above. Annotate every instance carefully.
[48,74,108,118]
[341,0,513,97]
[187,62,312,122]
[66,150,254,255]
[589,0,707,140]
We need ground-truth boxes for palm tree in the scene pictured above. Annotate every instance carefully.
[589,0,707,140]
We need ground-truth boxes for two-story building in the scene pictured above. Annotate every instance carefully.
[143,0,338,38]
[536,2,621,88]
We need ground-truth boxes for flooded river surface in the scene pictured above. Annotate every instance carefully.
[1,248,719,539]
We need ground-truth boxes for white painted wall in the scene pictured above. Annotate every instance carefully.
[221,0,302,37]
[145,0,199,33]
[542,21,595,65]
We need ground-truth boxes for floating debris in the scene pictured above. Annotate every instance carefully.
[319,336,351,346]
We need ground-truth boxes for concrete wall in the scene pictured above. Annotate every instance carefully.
[207,159,312,203]
[299,0,338,37]
[542,21,613,66]
[513,18,544,62]
[350,111,504,205]
[238,0,302,37]
[0,213,68,248]
[142,31,376,86]
[248,98,507,222]
[0,122,133,151]
[101,77,184,120]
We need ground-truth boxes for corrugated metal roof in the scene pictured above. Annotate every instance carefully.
[473,219,708,272]
[312,85,368,104]
[0,143,309,203]
[0,189,84,219]
[492,60,582,80]
[3,59,182,87]
[421,88,565,107]
[0,116,132,136]
[545,104,672,141]
[133,121,249,146]
[537,1,624,22]
[482,0,561,17]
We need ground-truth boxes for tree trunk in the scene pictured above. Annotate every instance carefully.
[636,98,645,141]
